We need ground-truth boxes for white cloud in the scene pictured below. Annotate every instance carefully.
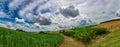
[2,0,119,31]
[15,17,25,23]
[4,22,13,28]
[24,23,30,27]
[9,0,29,10]
[34,23,40,27]
[18,0,45,18]
[0,11,10,18]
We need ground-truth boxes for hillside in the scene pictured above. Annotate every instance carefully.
[88,30,120,47]
[96,19,120,31]
[1,19,120,47]
[59,19,120,47]
[0,27,64,47]
[88,19,120,47]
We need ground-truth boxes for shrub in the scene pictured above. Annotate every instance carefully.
[16,29,25,32]
[92,28,108,35]
[62,27,108,43]
[39,31,47,34]
[62,31,75,36]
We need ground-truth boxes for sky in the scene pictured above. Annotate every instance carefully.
[0,0,120,32]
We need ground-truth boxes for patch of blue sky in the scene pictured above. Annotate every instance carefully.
[41,8,52,14]
[32,0,51,15]
[40,6,57,14]
[0,17,14,22]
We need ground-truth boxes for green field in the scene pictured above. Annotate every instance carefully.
[0,27,64,47]
[1,20,120,47]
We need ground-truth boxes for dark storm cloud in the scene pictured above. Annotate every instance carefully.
[39,17,51,25]
[30,16,51,25]
[60,5,79,17]
[116,13,120,17]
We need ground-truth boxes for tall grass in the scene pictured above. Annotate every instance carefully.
[88,30,120,47]
[0,27,64,47]
[61,26,108,44]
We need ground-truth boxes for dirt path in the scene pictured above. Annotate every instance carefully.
[59,35,85,47]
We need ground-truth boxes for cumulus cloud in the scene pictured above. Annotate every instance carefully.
[18,0,57,18]
[24,23,30,27]
[4,22,13,29]
[26,15,52,25]
[9,0,25,9]
[0,0,120,31]
[60,5,79,17]
[33,23,40,28]
[15,17,25,23]
[39,18,51,25]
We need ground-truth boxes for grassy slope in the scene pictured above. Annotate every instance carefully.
[0,27,64,47]
[1,19,120,47]
[99,30,120,47]
[62,26,108,43]
[60,19,120,47]
[88,20,120,47]
[88,30,120,47]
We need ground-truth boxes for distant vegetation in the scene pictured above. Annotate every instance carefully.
[0,27,64,47]
[16,29,25,32]
[61,26,108,44]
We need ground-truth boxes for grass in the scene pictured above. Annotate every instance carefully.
[61,26,108,44]
[1,19,120,47]
[87,20,120,47]
[88,30,120,47]
[0,27,64,47]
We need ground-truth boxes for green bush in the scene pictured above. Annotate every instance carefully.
[92,28,108,35]
[39,31,47,34]
[62,27,108,43]
[62,31,75,37]
[16,29,25,32]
